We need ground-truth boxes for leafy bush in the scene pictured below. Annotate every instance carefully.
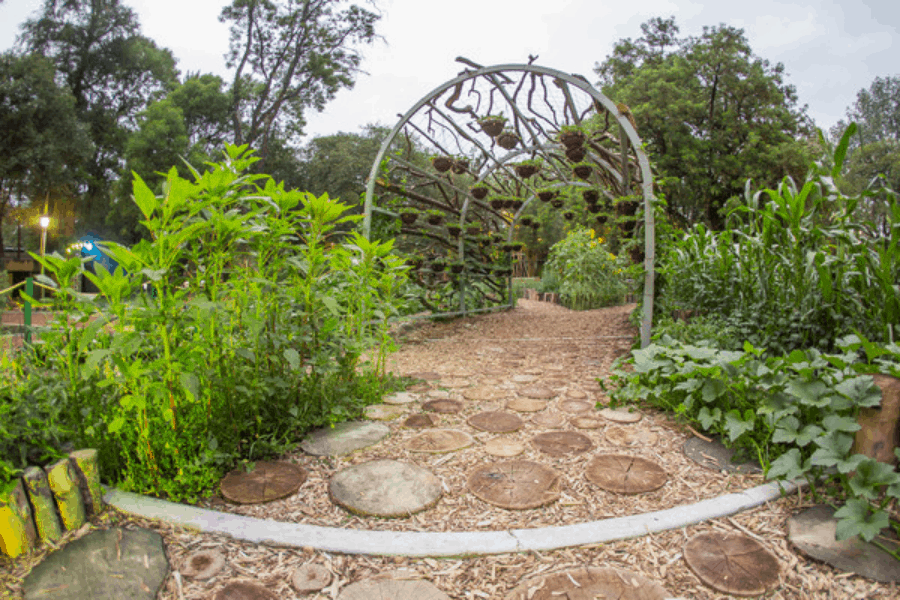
[1,146,409,501]
[541,228,629,310]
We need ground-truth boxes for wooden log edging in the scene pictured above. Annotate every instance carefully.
[0,448,102,558]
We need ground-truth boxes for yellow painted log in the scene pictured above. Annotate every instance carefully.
[45,459,85,531]
[22,466,63,543]
[69,449,102,516]
[0,479,35,558]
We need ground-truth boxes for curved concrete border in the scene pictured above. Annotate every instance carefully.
[103,479,799,557]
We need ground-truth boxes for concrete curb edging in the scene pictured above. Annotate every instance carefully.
[103,479,799,557]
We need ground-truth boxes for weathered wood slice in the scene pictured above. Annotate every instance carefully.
[506,398,548,413]
[329,460,441,517]
[566,389,588,399]
[440,378,470,389]
[291,563,332,592]
[511,374,538,383]
[69,449,102,516]
[407,371,441,381]
[22,466,63,543]
[467,460,560,510]
[403,414,437,429]
[422,399,463,414]
[364,404,406,421]
[605,426,659,447]
[559,400,593,414]
[337,578,451,600]
[853,374,900,464]
[599,407,643,423]
[682,437,762,474]
[519,386,557,399]
[467,411,524,433]
[585,454,667,494]
[0,479,36,558]
[571,416,604,429]
[220,461,307,504]
[212,580,279,600]
[684,531,781,596]
[406,429,474,453]
[788,504,900,582]
[482,368,508,377]
[383,392,418,405]
[45,458,86,531]
[405,382,431,393]
[463,386,503,401]
[484,438,526,457]
[531,412,566,428]
[181,549,225,580]
[300,421,389,456]
[504,566,669,600]
[531,431,593,456]
[427,389,452,399]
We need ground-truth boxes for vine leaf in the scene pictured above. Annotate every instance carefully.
[834,498,891,542]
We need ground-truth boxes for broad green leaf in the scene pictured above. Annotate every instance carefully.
[767,448,807,480]
[787,379,830,407]
[848,458,900,499]
[108,416,126,434]
[810,432,855,468]
[283,348,301,371]
[701,379,726,403]
[822,415,861,433]
[834,498,889,542]
[723,409,755,442]
[132,172,160,220]
[697,406,721,430]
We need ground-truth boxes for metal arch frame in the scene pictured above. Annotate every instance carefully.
[363,62,657,347]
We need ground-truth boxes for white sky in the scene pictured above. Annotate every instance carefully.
[1,0,898,140]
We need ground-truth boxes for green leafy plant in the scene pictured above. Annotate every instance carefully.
[540,228,630,310]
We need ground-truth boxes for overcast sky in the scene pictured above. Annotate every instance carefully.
[1,0,897,140]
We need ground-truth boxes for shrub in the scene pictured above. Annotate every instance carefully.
[540,228,630,310]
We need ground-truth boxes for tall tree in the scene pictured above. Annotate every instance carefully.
[832,75,900,149]
[596,18,812,228]
[19,0,178,235]
[297,124,389,204]
[220,0,380,168]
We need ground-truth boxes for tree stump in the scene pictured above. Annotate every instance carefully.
[504,566,669,600]
[600,407,643,423]
[291,563,332,593]
[519,386,557,399]
[329,460,442,517]
[559,400,592,413]
[484,438,526,457]
[683,531,780,596]
[403,414,437,429]
[406,429,474,453]
[467,461,560,509]
[181,549,226,580]
[467,411,524,432]
[585,454,668,494]
[45,458,86,531]
[69,449,102,516]
[531,412,566,428]
[337,578,450,600]
[531,431,593,456]
[219,461,307,504]
[22,466,63,544]
[212,580,279,600]
[853,374,900,465]
[506,398,548,412]
[0,479,36,558]
[422,399,463,414]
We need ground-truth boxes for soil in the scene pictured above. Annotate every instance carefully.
[2,299,899,599]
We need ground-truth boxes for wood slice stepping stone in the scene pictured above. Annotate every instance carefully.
[422,399,463,414]
[571,416,604,429]
[440,377,470,388]
[300,421,389,457]
[463,386,503,401]
[337,578,451,600]
[213,580,278,600]
[504,566,669,600]
[683,436,762,473]
[467,411,524,433]
[787,504,900,582]
[484,438,526,457]
[291,564,332,592]
[467,460,560,509]
[605,425,659,447]
[329,459,442,517]
[559,399,593,414]
[600,407,643,423]
[403,413,437,429]
[507,398,548,412]
[531,412,566,428]
[511,374,538,383]
[405,382,431,393]
[406,429,474,453]
[364,404,406,420]
[407,371,441,381]
[566,389,588,399]
[520,385,557,399]
[585,454,667,494]
[684,531,780,596]
[384,392,418,405]
[220,461,307,504]
[531,431,593,456]
[427,389,452,399]
[181,549,225,580]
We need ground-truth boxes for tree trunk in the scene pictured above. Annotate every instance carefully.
[22,466,63,543]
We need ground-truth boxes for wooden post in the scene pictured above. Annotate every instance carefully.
[45,458,86,531]
[853,374,900,465]
[24,277,32,345]
[22,467,63,543]
[0,479,37,558]
[69,449,102,516]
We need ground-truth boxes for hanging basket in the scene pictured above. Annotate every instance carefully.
[550,199,564,209]
[508,199,524,211]
[479,116,506,137]
[565,146,586,162]
[430,260,447,272]
[587,203,603,214]
[538,190,556,202]
[573,164,593,180]
[431,156,453,173]
[563,211,575,221]
[449,262,465,274]
[471,185,489,200]
[497,129,520,150]
[426,213,444,226]
[451,159,469,174]
[583,189,600,204]
[490,198,506,210]
[514,163,540,178]
[447,224,462,238]
[558,128,585,149]
[595,214,608,225]
[399,211,419,225]
[520,216,534,226]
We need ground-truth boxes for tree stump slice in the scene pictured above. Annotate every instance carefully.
[566,389,588,399]
[571,416,604,429]
[403,414,437,429]
[329,460,442,517]
[181,549,225,580]
[22,466,63,544]
[467,411,524,432]
[364,404,406,421]
[507,398,548,413]
[852,374,900,464]
[291,563,332,592]
[531,412,566,428]
[406,429,474,453]
[585,454,668,494]
[599,408,643,423]
[422,399,464,414]
[427,389,452,399]
[484,438,526,457]
[406,383,431,393]
[531,431,593,456]
[463,386,503,401]
[384,392,418,405]
[519,386,557,399]
[467,460,560,510]
[407,371,441,381]
[441,378,470,389]
[511,374,538,383]
[212,580,279,600]
[300,421,389,457]
[0,479,36,558]
[69,449,102,516]
[220,461,307,504]
[337,578,450,600]
[605,426,659,447]
[45,458,86,531]
[683,531,781,596]
[559,400,593,414]
[787,504,900,582]
[504,566,669,600]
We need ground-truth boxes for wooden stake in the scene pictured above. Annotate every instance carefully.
[45,459,86,531]
[22,466,63,543]
[69,449,102,516]
[0,479,37,558]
